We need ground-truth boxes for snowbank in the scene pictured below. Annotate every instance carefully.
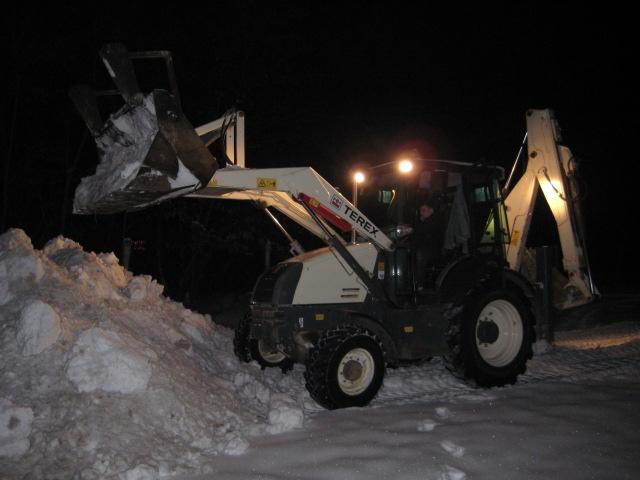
[0,399,33,458]
[16,300,62,356]
[0,229,306,478]
[66,328,155,394]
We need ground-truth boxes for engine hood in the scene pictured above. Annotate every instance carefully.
[285,243,378,305]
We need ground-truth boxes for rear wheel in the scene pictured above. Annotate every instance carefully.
[475,299,523,367]
[304,326,385,409]
[233,312,293,372]
[445,288,534,387]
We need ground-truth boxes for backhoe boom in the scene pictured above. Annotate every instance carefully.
[504,109,597,309]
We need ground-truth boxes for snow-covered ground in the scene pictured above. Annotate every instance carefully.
[176,326,640,480]
[1,229,639,479]
[177,378,640,480]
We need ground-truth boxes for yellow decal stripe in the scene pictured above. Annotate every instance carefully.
[257,177,277,189]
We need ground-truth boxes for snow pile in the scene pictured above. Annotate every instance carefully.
[0,399,34,458]
[265,394,305,434]
[0,229,306,479]
[0,232,44,305]
[16,300,62,356]
[66,328,155,394]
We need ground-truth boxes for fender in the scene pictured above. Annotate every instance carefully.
[345,312,400,365]
[501,268,537,301]
[436,254,505,302]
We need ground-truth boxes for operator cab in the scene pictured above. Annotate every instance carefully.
[356,160,508,304]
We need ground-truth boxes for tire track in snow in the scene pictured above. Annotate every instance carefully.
[521,340,640,384]
[439,464,467,480]
[365,338,640,408]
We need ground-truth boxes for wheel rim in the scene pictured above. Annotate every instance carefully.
[257,340,286,364]
[475,299,523,367]
[337,348,375,396]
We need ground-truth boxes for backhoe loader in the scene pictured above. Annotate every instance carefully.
[70,44,597,409]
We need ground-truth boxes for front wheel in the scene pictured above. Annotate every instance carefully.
[304,326,385,410]
[445,288,534,387]
[251,339,293,371]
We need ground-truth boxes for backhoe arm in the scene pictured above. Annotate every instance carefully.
[504,109,597,309]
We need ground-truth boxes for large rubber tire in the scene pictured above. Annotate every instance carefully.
[444,288,534,387]
[233,312,294,372]
[304,326,385,410]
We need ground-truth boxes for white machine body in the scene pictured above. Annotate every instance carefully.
[284,243,378,305]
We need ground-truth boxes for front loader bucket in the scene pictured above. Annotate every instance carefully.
[71,44,217,214]
[72,90,216,214]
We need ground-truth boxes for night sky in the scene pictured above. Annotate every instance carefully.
[3,3,635,300]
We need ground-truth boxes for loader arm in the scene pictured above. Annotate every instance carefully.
[504,109,597,309]
[69,42,390,254]
[189,166,394,251]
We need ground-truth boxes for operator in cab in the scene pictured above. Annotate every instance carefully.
[412,200,445,291]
